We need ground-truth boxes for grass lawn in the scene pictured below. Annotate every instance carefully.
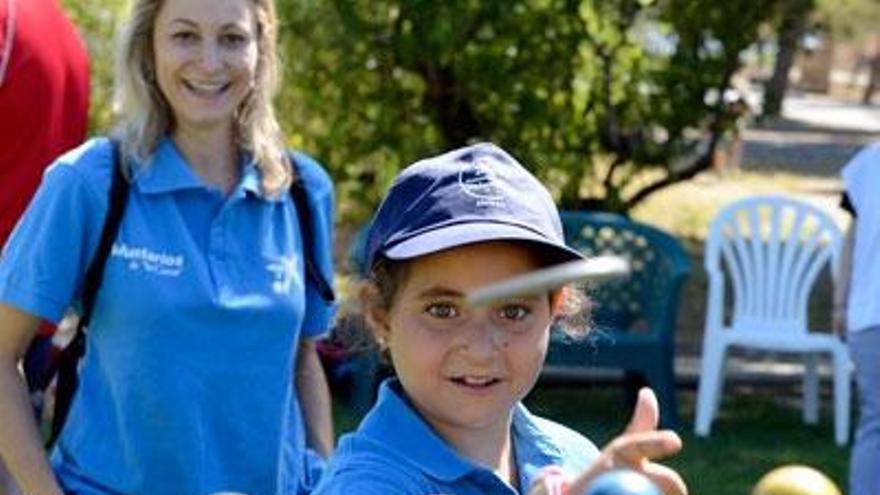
[525,384,848,495]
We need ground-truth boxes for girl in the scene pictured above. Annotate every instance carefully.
[313,143,686,495]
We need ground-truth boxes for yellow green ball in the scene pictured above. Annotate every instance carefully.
[752,465,841,495]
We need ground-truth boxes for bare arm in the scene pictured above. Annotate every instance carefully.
[295,338,334,457]
[833,220,855,336]
[0,304,64,495]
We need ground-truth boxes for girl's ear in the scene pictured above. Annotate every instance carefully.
[549,287,568,316]
[360,283,391,349]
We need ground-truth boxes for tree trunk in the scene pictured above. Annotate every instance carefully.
[763,0,813,118]
[862,54,880,105]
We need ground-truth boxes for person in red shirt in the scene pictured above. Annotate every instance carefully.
[0,0,89,245]
[0,1,89,492]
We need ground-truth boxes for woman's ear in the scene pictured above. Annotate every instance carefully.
[360,283,391,349]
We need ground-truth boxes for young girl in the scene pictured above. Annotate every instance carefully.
[313,143,686,495]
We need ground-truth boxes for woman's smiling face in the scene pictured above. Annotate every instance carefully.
[152,0,258,133]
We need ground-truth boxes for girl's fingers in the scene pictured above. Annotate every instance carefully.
[624,387,660,435]
[607,430,683,464]
[565,431,684,495]
[641,462,689,495]
[559,388,687,495]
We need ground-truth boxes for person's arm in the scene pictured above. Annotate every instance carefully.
[0,304,64,495]
[296,338,334,457]
[833,220,855,337]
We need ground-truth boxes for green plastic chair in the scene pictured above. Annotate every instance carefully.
[548,211,691,429]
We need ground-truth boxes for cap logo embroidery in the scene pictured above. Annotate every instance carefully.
[458,156,505,207]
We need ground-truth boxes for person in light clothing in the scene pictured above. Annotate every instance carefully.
[835,141,880,495]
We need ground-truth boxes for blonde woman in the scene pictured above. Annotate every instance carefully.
[0,0,335,494]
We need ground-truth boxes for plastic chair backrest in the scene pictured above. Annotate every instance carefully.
[561,211,690,338]
[704,195,841,335]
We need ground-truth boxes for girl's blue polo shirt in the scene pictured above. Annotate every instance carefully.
[0,138,336,495]
[313,379,600,495]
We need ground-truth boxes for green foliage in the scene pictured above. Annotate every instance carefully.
[62,0,128,134]
[64,1,778,222]
[280,0,778,220]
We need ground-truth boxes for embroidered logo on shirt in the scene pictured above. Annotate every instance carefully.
[111,242,185,277]
[266,255,299,295]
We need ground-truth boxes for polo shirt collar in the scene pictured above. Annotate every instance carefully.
[135,138,204,194]
[135,137,269,199]
[361,379,565,484]
[512,401,568,488]
[360,380,475,481]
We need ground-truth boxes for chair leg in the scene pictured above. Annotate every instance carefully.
[695,341,727,437]
[650,357,680,430]
[803,352,820,425]
[832,346,851,447]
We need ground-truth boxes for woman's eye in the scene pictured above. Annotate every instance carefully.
[220,32,248,47]
[172,31,197,42]
[425,302,458,319]
[498,304,530,321]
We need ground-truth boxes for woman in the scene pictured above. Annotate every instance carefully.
[0,0,335,494]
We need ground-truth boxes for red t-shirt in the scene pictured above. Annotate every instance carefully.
[0,0,90,246]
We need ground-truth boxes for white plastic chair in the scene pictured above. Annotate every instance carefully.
[694,195,851,446]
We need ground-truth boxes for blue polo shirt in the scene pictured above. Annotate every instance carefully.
[0,137,336,495]
[313,379,599,495]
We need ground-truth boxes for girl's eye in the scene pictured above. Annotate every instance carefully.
[498,304,530,321]
[425,302,459,319]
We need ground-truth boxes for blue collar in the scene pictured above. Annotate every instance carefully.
[360,379,567,484]
[134,137,267,199]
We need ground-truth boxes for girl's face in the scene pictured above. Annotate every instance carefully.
[152,0,259,135]
[374,242,560,440]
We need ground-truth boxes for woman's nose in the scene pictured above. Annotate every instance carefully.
[197,42,224,71]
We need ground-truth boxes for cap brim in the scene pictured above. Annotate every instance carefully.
[384,222,583,265]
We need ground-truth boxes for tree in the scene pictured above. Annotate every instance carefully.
[762,0,814,118]
[280,0,778,219]
[62,1,779,220]
[817,0,880,105]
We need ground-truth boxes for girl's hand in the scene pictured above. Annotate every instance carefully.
[529,388,687,495]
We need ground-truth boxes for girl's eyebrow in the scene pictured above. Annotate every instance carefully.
[415,287,464,299]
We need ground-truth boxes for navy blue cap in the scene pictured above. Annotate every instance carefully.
[363,143,583,271]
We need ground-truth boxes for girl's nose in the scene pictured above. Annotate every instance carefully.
[459,321,506,359]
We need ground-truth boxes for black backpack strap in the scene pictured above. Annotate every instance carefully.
[289,156,335,303]
[48,139,130,445]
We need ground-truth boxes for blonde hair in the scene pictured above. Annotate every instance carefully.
[112,0,290,195]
